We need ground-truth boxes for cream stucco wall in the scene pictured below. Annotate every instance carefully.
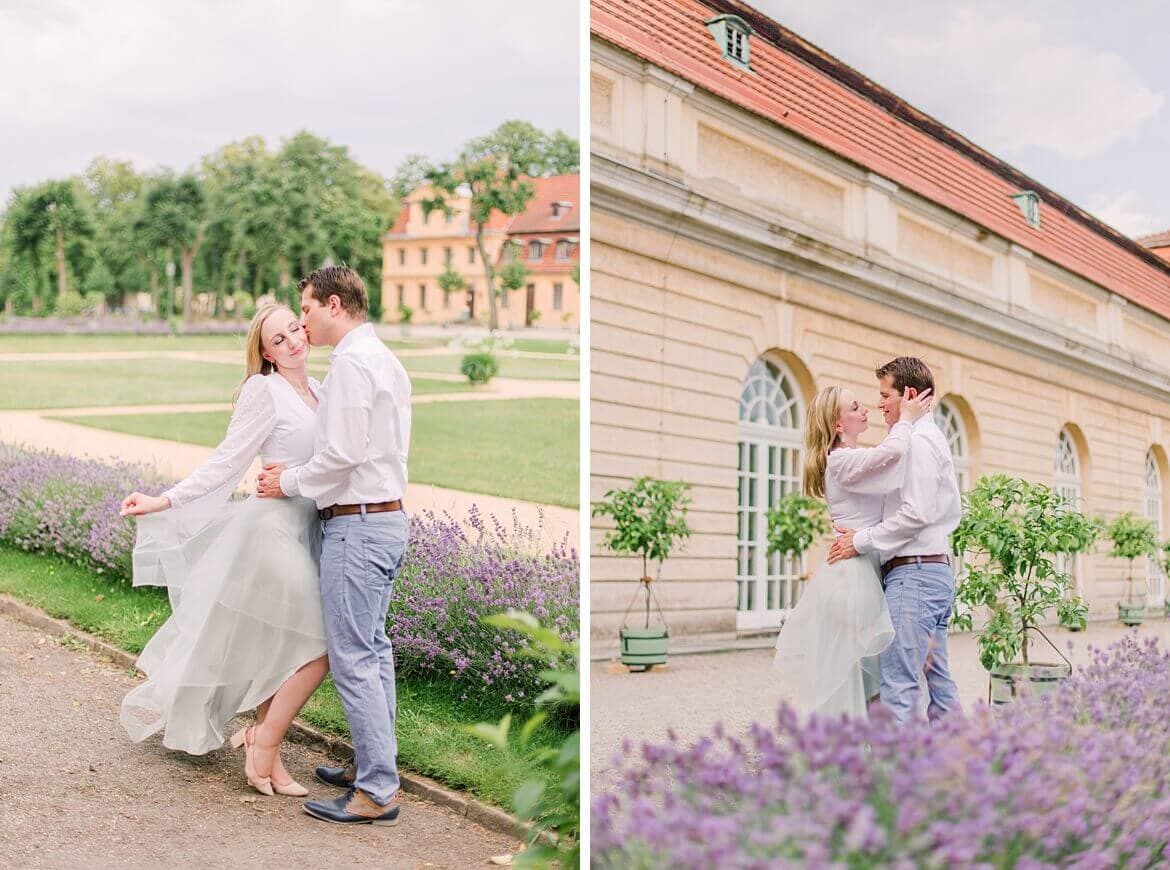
[590,41,1170,639]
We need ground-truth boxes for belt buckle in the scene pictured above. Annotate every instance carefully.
[321,507,334,521]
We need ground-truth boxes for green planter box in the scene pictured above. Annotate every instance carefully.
[620,627,669,670]
[989,661,1071,705]
[1119,601,1145,626]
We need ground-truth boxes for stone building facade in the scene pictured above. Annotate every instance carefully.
[590,0,1170,639]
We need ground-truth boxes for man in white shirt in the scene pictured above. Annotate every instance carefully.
[257,265,412,826]
[828,357,962,725]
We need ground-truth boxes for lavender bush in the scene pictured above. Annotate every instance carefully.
[0,444,160,578]
[594,636,1170,867]
[0,445,579,705]
[392,506,579,702]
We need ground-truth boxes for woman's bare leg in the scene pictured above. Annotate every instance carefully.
[251,655,330,781]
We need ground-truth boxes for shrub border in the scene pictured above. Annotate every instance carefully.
[0,592,530,842]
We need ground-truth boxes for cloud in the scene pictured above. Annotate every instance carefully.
[0,0,579,197]
[884,7,1163,159]
[1089,191,1168,238]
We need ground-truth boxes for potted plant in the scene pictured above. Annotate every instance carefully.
[766,493,829,591]
[591,477,691,671]
[1161,541,1170,617]
[951,474,1097,703]
[1103,512,1157,626]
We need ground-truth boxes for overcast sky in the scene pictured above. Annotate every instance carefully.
[754,0,1170,240]
[1,0,579,202]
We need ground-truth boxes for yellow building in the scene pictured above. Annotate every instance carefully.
[382,175,579,329]
[591,0,1170,640]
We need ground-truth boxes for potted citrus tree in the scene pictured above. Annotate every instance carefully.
[592,477,691,671]
[766,493,829,589]
[1104,512,1157,626]
[951,474,1097,703]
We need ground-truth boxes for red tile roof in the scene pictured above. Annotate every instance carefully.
[507,174,580,234]
[388,202,409,235]
[592,0,1170,321]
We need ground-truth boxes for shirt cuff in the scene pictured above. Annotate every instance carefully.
[162,488,181,509]
[279,468,299,497]
[854,528,875,554]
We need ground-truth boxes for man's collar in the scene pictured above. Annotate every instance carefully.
[329,322,374,359]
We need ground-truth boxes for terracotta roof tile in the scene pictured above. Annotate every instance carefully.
[507,175,580,234]
[1138,229,1170,249]
[592,0,1170,321]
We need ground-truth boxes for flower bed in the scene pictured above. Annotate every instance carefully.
[0,445,578,704]
[593,636,1170,867]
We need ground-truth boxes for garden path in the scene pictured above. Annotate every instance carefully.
[0,610,517,868]
[590,617,1170,791]
[0,409,578,546]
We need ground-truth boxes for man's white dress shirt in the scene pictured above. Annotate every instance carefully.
[853,415,961,564]
[279,323,412,509]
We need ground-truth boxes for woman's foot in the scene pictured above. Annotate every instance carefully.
[252,725,308,797]
[230,726,274,796]
[271,753,309,797]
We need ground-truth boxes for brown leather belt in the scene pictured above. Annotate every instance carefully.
[881,554,950,578]
[318,500,402,521]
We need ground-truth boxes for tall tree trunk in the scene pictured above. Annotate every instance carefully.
[149,265,159,317]
[278,254,291,305]
[180,248,194,321]
[55,225,68,299]
[234,249,246,294]
[475,221,498,331]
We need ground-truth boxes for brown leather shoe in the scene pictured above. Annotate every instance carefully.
[303,788,401,826]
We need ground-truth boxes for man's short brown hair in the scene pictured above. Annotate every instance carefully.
[875,356,934,396]
[297,265,367,318]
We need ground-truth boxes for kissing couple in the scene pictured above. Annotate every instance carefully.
[120,265,413,826]
[775,356,964,724]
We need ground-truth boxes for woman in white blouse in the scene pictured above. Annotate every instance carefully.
[119,304,329,797]
[773,384,932,719]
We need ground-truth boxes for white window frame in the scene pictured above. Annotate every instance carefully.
[1146,450,1164,604]
[736,357,803,631]
[1053,428,1083,596]
[934,400,969,493]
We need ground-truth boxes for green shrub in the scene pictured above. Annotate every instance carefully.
[230,290,255,319]
[461,352,499,384]
[54,291,86,318]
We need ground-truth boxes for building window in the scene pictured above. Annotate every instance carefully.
[396,285,404,307]
[1053,428,1084,594]
[419,284,427,310]
[934,401,969,492]
[553,283,563,310]
[397,249,405,266]
[420,248,428,266]
[737,358,802,630]
[468,246,476,264]
[421,209,429,226]
[444,210,454,225]
[443,289,451,309]
[527,241,545,261]
[500,287,510,309]
[1146,450,1164,603]
[444,247,452,265]
[555,240,571,261]
[705,14,752,71]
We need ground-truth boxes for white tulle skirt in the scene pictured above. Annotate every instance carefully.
[120,496,328,755]
[773,553,894,720]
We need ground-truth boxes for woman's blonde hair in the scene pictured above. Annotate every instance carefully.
[233,303,287,405]
[803,386,843,499]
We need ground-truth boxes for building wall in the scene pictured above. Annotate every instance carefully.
[590,42,1170,639]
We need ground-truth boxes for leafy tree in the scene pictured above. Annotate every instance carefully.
[4,180,93,308]
[462,120,579,177]
[766,493,830,582]
[1104,512,1157,605]
[390,153,435,199]
[497,250,530,317]
[81,158,148,307]
[951,475,1098,669]
[592,477,692,582]
[140,174,207,321]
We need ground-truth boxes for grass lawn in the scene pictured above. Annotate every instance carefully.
[504,338,576,355]
[55,398,579,507]
[5,360,470,409]
[402,353,579,381]
[0,333,445,354]
[0,547,565,813]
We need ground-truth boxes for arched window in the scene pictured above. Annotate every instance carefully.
[1053,428,1083,594]
[934,400,969,492]
[737,357,802,630]
[1146,450,1164,603]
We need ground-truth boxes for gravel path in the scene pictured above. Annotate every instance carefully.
[0,611,517,869]
[591,617,1170,791]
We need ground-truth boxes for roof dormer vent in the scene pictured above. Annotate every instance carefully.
[1012,191,1041,229]
[705,14,752,71]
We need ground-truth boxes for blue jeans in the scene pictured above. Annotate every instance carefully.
[320,509,409,804]
[879,562,961,725]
